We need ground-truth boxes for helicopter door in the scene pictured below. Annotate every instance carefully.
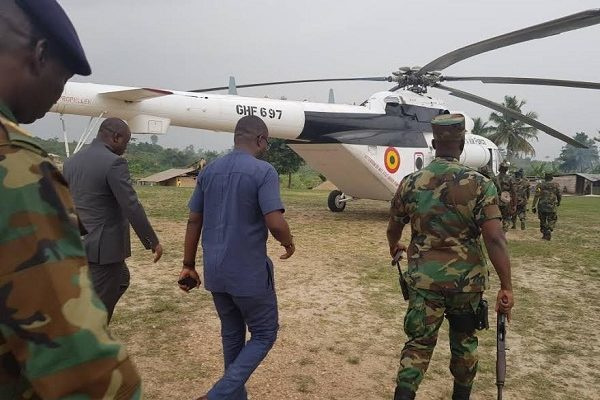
[488,148,500,175]
[414,152,424,171]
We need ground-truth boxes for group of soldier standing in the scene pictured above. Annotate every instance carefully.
[480,161,562,240]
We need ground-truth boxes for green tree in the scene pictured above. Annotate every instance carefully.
[32,136,227,178]
[199,150,221,163]
[471,117,492,138]
[557,132,599,173]
[528,160,559,178]
[487,96,538,159]
[263,139,304,188]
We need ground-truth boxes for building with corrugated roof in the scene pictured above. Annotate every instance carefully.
[552,173,600,195]
[139,167,197,187]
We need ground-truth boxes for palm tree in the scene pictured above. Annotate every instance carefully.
[471,117,493,138]
[487,96,538,159]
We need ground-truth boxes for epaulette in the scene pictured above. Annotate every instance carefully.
[0,115,48,157]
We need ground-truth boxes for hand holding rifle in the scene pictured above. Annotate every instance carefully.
[391,246,409,301]
[496,312,508,400]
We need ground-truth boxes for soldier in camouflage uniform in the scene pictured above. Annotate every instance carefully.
[511,169,530,230]
[478,165,500,195]
[495,161,516,232]
[387,114,514,400]
[531,173,561,240]
[0,0,141,398]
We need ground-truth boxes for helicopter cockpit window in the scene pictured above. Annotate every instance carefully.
[384,97,402,116]
[385,102,402,116]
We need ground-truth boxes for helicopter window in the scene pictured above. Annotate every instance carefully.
[415,153,424,170]
[385,102,402,116]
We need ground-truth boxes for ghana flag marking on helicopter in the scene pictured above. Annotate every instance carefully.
[384,147,400,173]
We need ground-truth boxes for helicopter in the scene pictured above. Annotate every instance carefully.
[50,9,600,212]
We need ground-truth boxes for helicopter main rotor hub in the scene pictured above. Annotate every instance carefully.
[389,67,442,93]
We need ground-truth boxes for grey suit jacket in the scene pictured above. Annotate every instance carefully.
[63,139,158,264]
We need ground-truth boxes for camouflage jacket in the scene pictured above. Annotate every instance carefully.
[390,157,502,293]
[0,115,141,399]
[495,172,515,206]
[513,177,530,206]
[533,181,562,213]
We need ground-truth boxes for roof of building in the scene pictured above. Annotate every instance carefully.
[557,173,600,182]
[576,173,600,182]
[139,168,195,183]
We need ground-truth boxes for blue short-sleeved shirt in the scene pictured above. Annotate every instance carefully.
[188,149,284,296]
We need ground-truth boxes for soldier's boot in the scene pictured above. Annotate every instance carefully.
[521,220,526,230]
[393,386,416,400]
[542,231,550,240]
[451,382,472,400]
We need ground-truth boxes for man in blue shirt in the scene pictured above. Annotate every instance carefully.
[180,115,295,400]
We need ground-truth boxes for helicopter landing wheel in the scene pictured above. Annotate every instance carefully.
[328,190,347,212]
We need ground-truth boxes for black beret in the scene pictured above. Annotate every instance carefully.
[15,0,91,76]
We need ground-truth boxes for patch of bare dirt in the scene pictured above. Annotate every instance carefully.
[110,199,600,400]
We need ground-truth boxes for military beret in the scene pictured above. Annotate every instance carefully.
[15,0,91,76]
[431,114,466,141]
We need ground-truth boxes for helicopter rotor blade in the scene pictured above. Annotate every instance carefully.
[441,76,600,90]
[434,83,588,148]
[189,77,390,92]
[418,9,600,74]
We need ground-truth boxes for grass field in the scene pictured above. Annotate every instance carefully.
[112,186,600,399]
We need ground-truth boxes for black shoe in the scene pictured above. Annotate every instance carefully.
[452,382,472,400]
[394,386,416,400]
[511,224,516,229]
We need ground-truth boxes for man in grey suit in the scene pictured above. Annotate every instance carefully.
[64,118,163,322]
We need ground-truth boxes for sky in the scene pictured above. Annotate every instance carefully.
[26,0,600,160]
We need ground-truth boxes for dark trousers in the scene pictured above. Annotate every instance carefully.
[208,291,279,400]
[538,211,558,234]
[88,261,130,323]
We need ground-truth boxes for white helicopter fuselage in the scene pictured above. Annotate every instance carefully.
[51,82,500,203]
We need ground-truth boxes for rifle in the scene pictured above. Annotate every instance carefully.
[496,313,507,400]
[391,249,409,301]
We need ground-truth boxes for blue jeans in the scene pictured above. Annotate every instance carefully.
[208,291,279,400]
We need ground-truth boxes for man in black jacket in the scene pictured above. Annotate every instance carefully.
[64,117,162,321]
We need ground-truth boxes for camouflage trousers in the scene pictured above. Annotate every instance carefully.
[511,204,527,227]
[499,204,512,231]
[538,210,557,234]
[397,287,482,393]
